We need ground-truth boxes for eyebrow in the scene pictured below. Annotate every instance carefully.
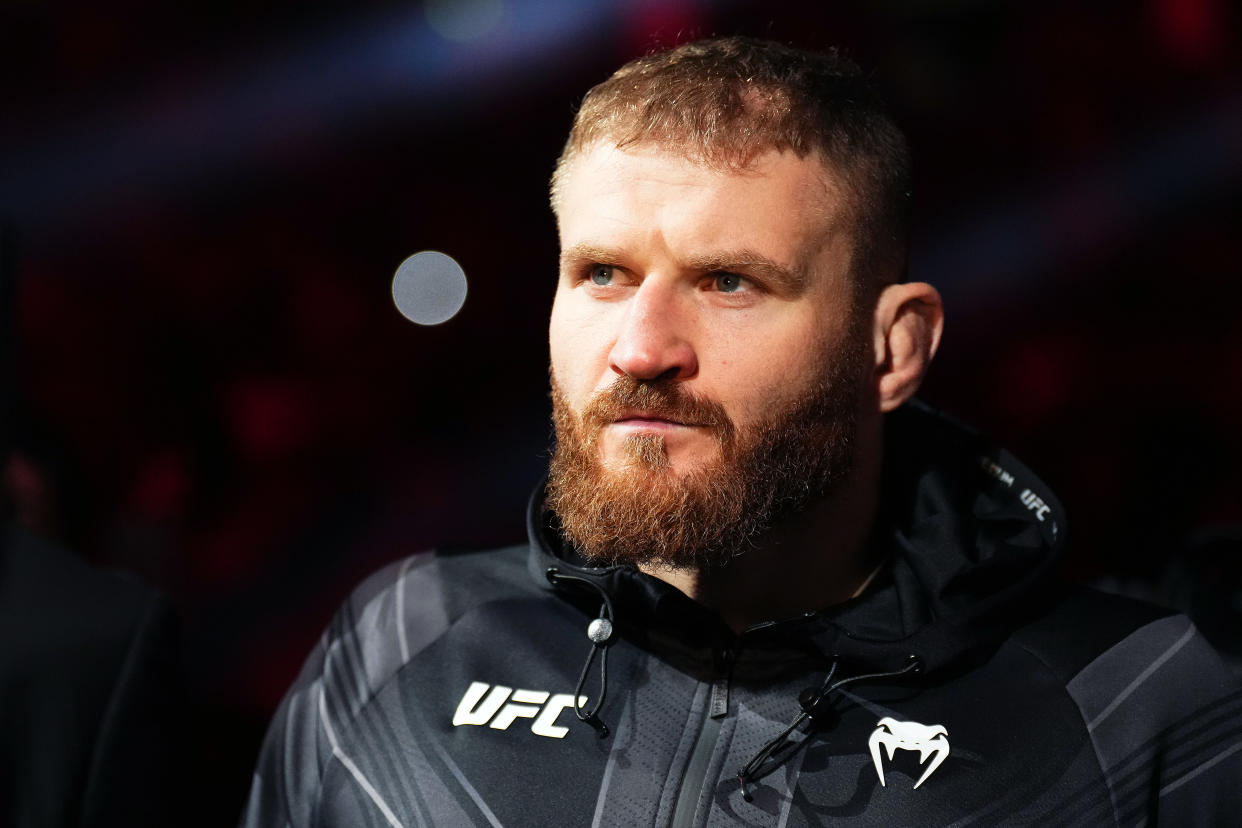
[560,243,626,272]
[560,243,807,294]
[683,250,807,293]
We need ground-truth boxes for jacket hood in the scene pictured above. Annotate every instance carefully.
[527,399,1067,676]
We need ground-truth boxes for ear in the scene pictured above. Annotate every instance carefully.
[871,282,944,413]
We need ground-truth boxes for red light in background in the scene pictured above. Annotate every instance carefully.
[621,0,708,55]
[1151,0,1224,65]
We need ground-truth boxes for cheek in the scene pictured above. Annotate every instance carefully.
[548,290,577,366]
[549,294,607,394]
[712,324,831,415]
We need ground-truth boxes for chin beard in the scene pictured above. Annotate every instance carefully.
[546,341,864,571]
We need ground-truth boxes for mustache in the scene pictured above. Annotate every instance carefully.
[580,375,734,435]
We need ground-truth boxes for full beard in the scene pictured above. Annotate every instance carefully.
[546,336,865,572]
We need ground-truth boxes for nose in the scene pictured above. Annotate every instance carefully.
[607,280,698,381]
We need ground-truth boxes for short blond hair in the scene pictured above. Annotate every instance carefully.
[551,37,911,292]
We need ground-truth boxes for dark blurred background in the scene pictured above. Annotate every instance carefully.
[1,0,1239,823]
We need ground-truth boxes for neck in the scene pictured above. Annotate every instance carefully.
[639,418,885,634]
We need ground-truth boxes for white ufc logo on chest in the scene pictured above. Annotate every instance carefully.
[451,682,586,739]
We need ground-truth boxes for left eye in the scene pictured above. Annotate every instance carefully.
[713,273,745,293]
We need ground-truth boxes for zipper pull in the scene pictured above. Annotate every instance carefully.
[710,649,733,719]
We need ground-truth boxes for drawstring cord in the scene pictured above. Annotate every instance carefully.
[736,654,923,802]
[546,568,614,738]
[545,561,925,792]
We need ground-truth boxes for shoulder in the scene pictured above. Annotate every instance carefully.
[1010,586,1181,681]
[1012,585,1239,708]
[0,523,174,711]
[241,543,538,828]
[306,543,536,715]
[343,542,534,626]
[1,524,163,655]
[1012,586,1242,822]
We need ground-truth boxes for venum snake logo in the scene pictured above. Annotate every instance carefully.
[868,717,950,789]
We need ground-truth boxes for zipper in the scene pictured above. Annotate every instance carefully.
[669,648,733,828]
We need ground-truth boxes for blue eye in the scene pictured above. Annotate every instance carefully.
[714,272,743,293]
[589,265,614,286]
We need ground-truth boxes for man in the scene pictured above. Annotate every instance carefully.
[242,38,1241,826]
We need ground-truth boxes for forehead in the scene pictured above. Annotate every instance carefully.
[555,143,850,271]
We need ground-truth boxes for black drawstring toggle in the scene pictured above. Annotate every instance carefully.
[796,687,838,726]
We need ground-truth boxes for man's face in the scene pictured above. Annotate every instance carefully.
[547,143,867,567]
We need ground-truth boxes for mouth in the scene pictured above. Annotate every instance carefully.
[610,409,695,430]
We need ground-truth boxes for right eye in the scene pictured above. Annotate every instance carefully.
[589,265,614,286]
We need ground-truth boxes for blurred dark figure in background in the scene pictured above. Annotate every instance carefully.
[241,38,1240,827]
[0,516,183,827]
[0,228,185,826]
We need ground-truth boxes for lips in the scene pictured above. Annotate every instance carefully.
[612,409,694,428]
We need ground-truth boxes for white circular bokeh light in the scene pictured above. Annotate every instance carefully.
[392,251,468,326]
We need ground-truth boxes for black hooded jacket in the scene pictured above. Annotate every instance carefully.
[241,402,1241,827]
